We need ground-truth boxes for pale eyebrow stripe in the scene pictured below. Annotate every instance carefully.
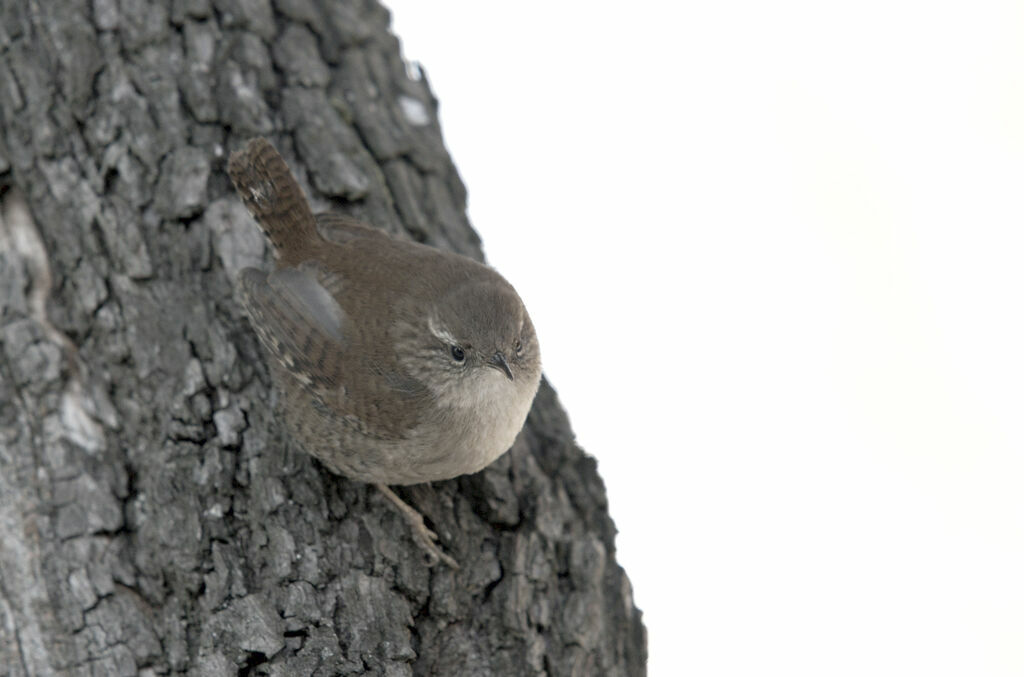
[427,316,458,345]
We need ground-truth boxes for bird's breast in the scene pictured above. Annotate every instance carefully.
[414,377,533,480]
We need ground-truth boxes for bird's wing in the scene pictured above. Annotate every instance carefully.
[237,264,347,393]
[238,262,430,438]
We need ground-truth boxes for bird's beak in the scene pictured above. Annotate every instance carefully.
[488,352,514,381]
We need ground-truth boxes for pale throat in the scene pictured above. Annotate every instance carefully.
[441,368,517,411]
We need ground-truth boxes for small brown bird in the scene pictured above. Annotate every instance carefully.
[227,138,542,567]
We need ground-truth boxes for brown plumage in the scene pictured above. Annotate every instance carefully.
[227,138,542,567]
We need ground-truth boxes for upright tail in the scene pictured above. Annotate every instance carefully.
[227,137,320,262]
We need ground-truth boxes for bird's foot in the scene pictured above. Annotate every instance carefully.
[375,483,459,569]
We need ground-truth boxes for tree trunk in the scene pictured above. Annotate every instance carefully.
[0,1,646,675]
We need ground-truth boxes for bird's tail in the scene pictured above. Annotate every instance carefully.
[227,137,321,261]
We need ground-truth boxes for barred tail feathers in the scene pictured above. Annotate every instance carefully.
[227,137,320,260]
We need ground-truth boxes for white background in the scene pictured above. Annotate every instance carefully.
[384,2,1024,675]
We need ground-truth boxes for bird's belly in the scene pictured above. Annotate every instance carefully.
[427,400,525,477]
[281,381,528,486]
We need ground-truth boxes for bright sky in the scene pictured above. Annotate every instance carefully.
[385,2,1024,675]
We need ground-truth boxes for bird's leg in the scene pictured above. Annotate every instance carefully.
[374,483,459,569]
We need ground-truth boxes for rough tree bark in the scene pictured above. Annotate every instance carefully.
[0,1,646,675]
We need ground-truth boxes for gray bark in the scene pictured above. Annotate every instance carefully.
[0,1,646,675]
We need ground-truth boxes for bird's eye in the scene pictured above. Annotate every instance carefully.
[514,339,523,355]
[450,345,466,362]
